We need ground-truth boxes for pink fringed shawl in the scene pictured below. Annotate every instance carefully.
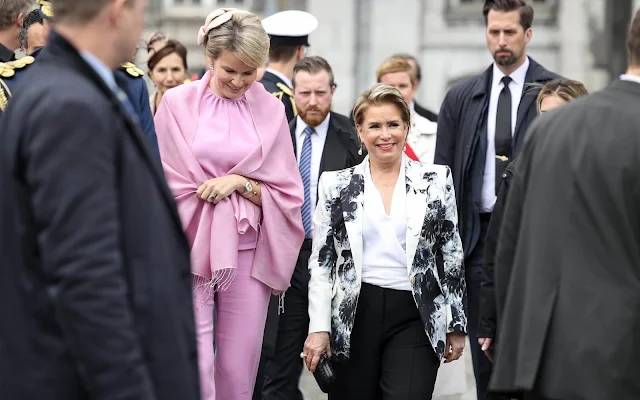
[154,71,304,293]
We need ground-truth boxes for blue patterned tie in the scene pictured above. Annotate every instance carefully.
[299,126,315,238]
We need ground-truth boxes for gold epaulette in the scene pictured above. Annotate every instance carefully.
[0,56,35,78]
[37,0,53,17]
[275,82,297,116]
[121,62,144,78]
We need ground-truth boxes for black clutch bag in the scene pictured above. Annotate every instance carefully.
[312,353,336,393]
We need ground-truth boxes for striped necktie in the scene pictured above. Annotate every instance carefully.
[299,126,315,238]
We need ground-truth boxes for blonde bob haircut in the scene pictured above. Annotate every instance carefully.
[375,57,417,86]
[535,78,589,111]
[352,83,411,127]
[204,11,270,69]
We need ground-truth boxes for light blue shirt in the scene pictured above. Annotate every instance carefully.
[80,52,117,92]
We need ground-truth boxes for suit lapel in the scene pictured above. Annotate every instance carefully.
[340,162,365,279]
[289,118,298,157]
[404,159,429,272]
[319,115,349,177]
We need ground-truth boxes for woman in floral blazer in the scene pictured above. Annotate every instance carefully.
[302,83,467,399]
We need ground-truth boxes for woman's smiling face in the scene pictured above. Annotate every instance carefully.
[210,50,258,99]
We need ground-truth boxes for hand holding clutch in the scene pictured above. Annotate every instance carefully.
[302,332,335,393]
[312,352,336,393]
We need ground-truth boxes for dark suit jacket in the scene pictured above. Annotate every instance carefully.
[261,111,363,356]
[478,158,519,340]
[490,79,640,399]
[414,100,438,122]
[0,32,199,399]
[434,58,559,258]
[260,70,296,122]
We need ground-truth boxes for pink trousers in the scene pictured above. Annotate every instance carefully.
[193,249,271,400]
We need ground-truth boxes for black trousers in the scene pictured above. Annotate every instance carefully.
[329,283,440,400]
[467,213,493,400]
[256,241,312,400]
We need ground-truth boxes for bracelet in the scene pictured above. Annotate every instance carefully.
[242,179,260,197]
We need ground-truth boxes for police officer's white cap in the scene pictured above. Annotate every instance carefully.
[262,10,318,47]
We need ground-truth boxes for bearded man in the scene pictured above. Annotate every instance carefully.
[254,55,364,400]
[433,1,559,399]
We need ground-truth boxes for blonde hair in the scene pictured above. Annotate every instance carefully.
[535,78,589,111]
[353,83,411,127]
[204,11,269,69]
[375,57,416,86]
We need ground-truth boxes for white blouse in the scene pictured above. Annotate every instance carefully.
[361,158,411,291]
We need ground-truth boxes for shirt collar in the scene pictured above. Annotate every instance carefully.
[0,42,15,62]
[492,56,530,86]
[620,74,640,85]
[296,113,331,140]
[266,67,293,89]
[80,52,117,91]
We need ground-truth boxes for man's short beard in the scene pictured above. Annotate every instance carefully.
[493,50,520,67]
[299,106,331,127]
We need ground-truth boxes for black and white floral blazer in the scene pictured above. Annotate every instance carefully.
[307,155,466,362]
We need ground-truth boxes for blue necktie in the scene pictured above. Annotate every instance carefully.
[299,126,315,238]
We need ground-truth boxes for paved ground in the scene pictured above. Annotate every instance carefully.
[299,338,477,400]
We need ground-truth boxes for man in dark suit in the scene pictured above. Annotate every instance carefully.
[0,1,199,399]
[254,56,363,400]
[433,1,559,398]
[260,10,318,123]
[490,9,640,400]
[392,52,439,121]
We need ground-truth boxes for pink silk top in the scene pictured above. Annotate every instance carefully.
[192,88,259,250]
[154,71,305,293]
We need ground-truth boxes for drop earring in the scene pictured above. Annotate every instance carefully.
[358,144,363,156]
[209,65,214,71]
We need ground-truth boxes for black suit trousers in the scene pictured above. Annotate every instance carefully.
[329,283,440,400]
[259,241,312,400]
[467,213,494,400]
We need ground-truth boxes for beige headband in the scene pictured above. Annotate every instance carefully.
[197,8,243,47]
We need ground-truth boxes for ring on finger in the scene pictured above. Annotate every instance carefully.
[300,352,307,359]
[209,195,216,202]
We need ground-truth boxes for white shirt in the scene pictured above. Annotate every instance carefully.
[296,114,330,223]
[361,158,411,291]
[481,57,530,212]
[266,67,293,89]
[620,74,640,85]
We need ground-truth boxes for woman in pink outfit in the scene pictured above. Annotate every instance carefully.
[153,8,305,400]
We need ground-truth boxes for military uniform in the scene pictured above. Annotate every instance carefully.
[259,10,318,124]
[0,55,157,155]
[0,49,38,114]
[260,70,297,122]
[116,62,159,155]
[0,49,157,156]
